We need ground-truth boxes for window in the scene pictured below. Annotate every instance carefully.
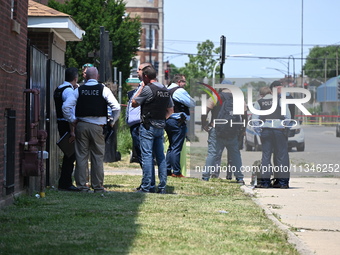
[145,26,155,49]
[11,0,16,19]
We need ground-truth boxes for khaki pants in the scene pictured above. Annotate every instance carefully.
[74,121,105,191]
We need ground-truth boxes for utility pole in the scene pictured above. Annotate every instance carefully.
[219,35,226,81]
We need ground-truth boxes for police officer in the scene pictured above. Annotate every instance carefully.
[54,67,79,191]
[62,67,120,193]
[252,85,291,188]
[132,66,174,194]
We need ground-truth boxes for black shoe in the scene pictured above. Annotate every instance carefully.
[149,188,156,193]
[255,183,271,188]
[167,171,172,176]
[272,183,289,189]
[134,185,142,191]
[157,189,166,194]
[236,179,245,185]
[58,185,80,192]
[135,189,149,193]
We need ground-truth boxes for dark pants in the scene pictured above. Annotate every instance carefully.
[165,118,186,175]
[130,124,142,167]
[57,121,76,189]
[260,128,290,185]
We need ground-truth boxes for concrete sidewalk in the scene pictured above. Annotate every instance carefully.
[242,177,340,255]
[104,167,340,254]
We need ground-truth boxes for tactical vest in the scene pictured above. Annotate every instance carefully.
[169,87,190,115]
[75,84,107,117]
[141,83,170,120]
[258,98,284,121]
[54,85,73,119]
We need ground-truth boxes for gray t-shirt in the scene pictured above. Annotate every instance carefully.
[135,82,173,128]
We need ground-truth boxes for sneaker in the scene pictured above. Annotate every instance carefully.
[135,189,149,193]
[171,173,185,178]
[157,189,166,194]
[236,179,245,185]
[255,183,271,189]
[94,188,108,193]
[80,188,92,193]
[272,182,289,189]
[58,185,80,192]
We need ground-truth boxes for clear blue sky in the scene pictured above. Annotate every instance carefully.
[164,0,340,79]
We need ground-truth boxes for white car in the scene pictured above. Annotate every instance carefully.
[244,118,305,152]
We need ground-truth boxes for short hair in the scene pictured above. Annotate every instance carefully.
[259,86,272,96]
[142,66,157,80]
[85,67,99,80]
[172,74,184,84]
[140,62,152,69]
[65,67,78,82]
[270,80,282,90]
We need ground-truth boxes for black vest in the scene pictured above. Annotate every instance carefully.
[75,84,107,117]
[258,98,284,121]
[141,83,170,120]
[169,87,190,115]
[54,85,73,119]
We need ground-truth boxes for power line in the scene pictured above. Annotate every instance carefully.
[164,39,336,48]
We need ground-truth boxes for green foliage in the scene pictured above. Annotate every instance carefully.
[116,113,132,155]
[178,40,219,91]
[48,0,141,83]
[304,45,340,79]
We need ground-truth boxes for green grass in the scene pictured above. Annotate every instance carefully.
[0,176,298,255]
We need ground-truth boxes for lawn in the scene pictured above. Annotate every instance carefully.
[0,175,298,255]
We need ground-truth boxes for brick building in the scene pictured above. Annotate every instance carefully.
[0,0,83,208]
[125,0,166,84]
[0,0,29,207]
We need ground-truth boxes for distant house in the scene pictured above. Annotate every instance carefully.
[0,0,83,208]
[317,76,340,113]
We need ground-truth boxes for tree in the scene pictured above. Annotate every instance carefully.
[48,0,141,83]
[178,40,219,89]
[304,45,340,80]
[240,81,269,102]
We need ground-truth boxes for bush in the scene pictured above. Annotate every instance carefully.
[117,111,132,156]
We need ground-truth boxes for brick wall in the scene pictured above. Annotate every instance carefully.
[0,0,28,207]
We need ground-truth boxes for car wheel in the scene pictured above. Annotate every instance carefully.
[336,128,340,137]
[296,142,305,152]
[245,140,252,151]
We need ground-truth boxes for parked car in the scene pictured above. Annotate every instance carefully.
[336,123,340,137]
[244,117,305,152]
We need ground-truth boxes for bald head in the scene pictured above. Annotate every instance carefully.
[85,67,99,80]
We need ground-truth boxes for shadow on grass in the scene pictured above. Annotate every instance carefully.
[0,176,146,255]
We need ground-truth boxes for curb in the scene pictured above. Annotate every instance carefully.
[241,185,315,255]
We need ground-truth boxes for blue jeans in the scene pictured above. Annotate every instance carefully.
[202,128,221,180]
[165,118,187,175]
[140,124,167,191]
[260,128,290,185]
[215,135,244,181]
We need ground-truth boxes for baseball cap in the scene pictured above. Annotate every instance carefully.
[270,80,282,90]
[82,63,94,68]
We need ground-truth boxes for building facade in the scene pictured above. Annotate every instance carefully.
[125,0,165,84]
